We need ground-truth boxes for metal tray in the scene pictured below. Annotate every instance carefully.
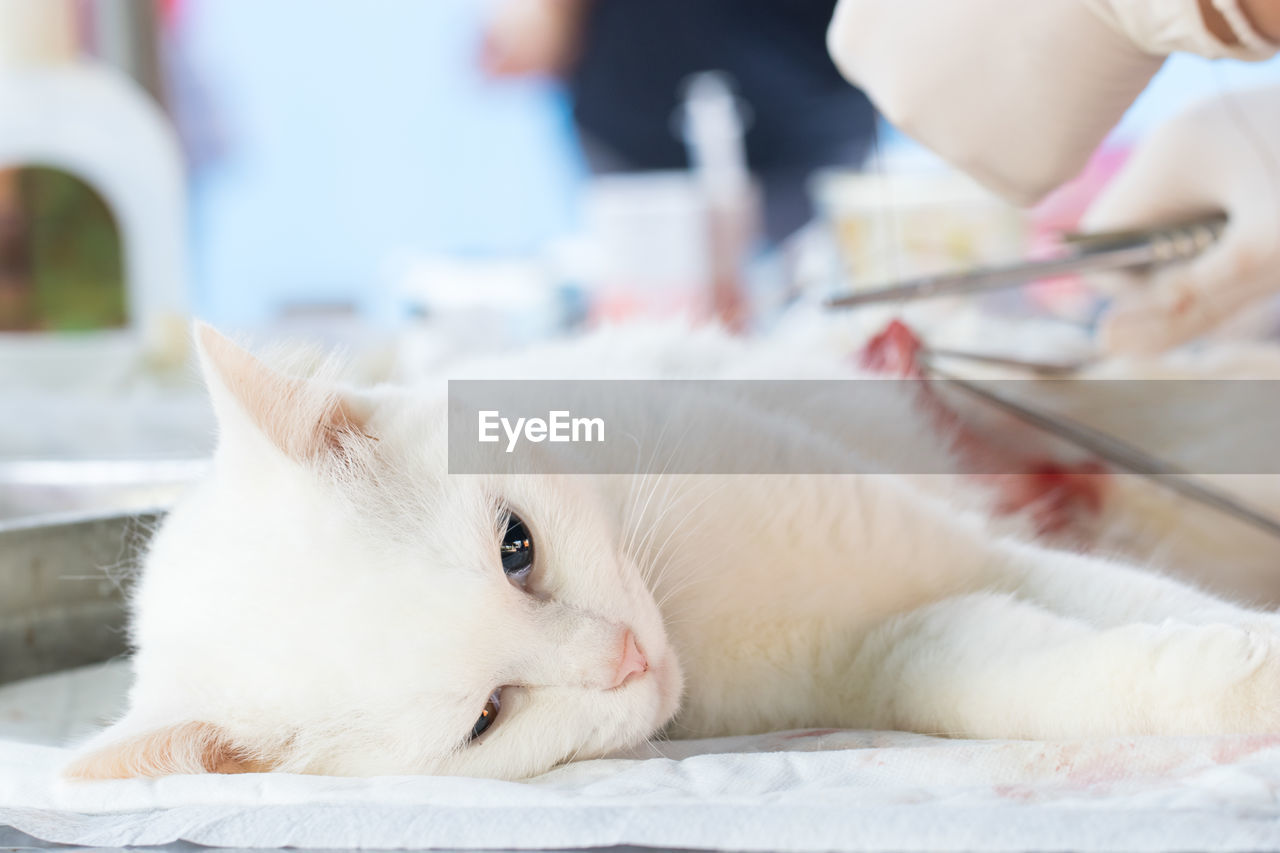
[0,511,157,687]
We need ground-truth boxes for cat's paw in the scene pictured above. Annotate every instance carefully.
[1228,623,1280,733]
[1137,621,1280,733]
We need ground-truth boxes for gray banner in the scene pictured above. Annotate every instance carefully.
[447,379,1280,475]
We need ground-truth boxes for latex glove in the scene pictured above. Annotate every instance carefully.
[827,0,1275,205]
[1082,85,1280,355]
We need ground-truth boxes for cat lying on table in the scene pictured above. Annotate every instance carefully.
[67,320,1280,781]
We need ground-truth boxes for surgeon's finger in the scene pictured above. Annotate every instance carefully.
[1083,266,1145,302]
[1098,235,1258,355]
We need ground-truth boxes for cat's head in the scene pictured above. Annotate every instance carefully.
[66,325,681,780]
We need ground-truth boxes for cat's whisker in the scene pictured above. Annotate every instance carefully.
[621,411,682,559]
[638,737,666,759]
[619,409,701,555]
[655,574,717,613]
[651,557,719,610]
[632,477,716,585]
[623,475,661,567]
[625,418,700,569]
[640,479,730,591]
[620,466,647,563]
[649,536,704,599]
[638,481,731,598]
[561,732,598,768]
[631,477,690,583]
[625,475,665,565]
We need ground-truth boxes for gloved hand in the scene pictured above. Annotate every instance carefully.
[826,0,1276,205]
[1083,85,1280,355]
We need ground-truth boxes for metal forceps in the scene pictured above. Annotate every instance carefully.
[822,207,1280,537]
[919,352,1280,541]
[826,213,1228,310]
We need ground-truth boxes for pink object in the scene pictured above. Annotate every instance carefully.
[1033,144,1131,233]
[1022,145,1134,321]
[612,630,649,689]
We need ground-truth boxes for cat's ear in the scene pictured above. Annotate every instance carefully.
[194,322,373,467]
[64,721,272,779]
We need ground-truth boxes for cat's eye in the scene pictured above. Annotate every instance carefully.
[470,689,502,741]
[500,513,534,581]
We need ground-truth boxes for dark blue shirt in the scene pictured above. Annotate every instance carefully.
[568,0,877,238]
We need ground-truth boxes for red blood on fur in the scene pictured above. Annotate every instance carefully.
[859,319,927,378]
[982,462,1109,536]
[858,319,1110,539]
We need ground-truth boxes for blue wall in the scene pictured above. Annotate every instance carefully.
[178,0,584,325]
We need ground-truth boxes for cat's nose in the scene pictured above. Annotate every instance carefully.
[611,629,649,689]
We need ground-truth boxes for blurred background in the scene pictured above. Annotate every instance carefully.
[2,0,1280,521]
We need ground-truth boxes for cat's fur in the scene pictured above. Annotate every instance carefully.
[68,321,1280,781]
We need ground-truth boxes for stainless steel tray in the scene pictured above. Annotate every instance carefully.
[0,511,157,687]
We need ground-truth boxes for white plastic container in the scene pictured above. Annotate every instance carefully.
[581,172,713,323]
[813,168,1028,291]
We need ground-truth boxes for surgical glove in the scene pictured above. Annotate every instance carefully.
[1082,85,1280,355]
[827,0,1276,205]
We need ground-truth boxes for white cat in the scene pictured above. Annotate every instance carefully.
[67,321,1280,781]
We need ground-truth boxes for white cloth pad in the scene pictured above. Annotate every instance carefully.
[4,663,1280,851]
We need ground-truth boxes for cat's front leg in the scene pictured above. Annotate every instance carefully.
[846,592,1280,739]
[997,539,1273,629]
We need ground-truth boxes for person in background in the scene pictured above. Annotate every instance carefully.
[828,0,1280,355]
[483,0,879,244]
